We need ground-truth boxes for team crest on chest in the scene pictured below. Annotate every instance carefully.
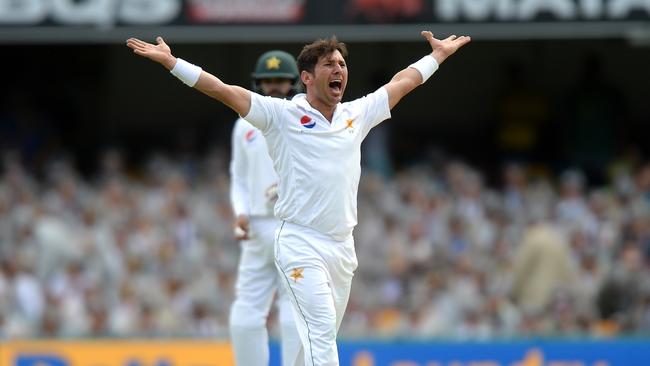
[346,118,355,133]
[300,115,315,129]
[290,267,304,282]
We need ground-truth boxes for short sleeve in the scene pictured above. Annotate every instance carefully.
[356,87,391,137]
[242,92,285,134]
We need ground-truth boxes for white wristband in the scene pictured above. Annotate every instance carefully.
[409,55,439,84]
[170,58,202,87]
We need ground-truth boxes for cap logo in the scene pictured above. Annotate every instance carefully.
[266,56,281,70]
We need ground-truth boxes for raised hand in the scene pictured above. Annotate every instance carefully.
[126,36,176,70]
[421,31,471,65]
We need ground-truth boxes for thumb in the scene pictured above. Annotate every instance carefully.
[156,36,166,46]
[421,31,434,43]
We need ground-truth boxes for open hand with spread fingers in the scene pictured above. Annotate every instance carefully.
[421,31,471,65]
[126,36,177,70]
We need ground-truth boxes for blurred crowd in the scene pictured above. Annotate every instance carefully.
[1,149,650,340]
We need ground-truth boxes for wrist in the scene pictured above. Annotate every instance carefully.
[235,214,249,224]
[430,50,446,65]
[163,55,177,71]
[170,58,202,87]
[409,55,439,84]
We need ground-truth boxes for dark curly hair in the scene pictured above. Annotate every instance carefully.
[297,37,348,75]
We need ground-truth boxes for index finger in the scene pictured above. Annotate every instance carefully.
[455,36,472,47]
[127,38,149,47]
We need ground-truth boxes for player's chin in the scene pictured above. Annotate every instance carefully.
[327,89,343,102]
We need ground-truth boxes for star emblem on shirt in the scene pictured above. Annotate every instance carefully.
[289,268,304,282]
[266,56,281,70]
[346,118,355,133]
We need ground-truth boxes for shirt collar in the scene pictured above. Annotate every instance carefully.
[291,93,342,117]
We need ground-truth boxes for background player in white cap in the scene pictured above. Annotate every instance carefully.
[229,50,302,366]
[127,31,470,365]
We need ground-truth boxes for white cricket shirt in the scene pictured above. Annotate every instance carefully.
[229,117,279,218]
[243,87,391,241]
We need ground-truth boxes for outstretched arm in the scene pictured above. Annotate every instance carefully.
[384,31,471,109]
[126,37,252,117]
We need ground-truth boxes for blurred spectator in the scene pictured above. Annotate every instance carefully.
[1,150,650,339]
[511,221,576,314]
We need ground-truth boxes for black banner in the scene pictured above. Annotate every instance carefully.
[1,0,649,27]
[0,0,649,42]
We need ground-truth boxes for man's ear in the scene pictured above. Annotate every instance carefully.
[300,70,312,86]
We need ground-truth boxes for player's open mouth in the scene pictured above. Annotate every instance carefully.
[328,80,342,94]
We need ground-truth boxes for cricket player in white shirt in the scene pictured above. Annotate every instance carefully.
[127,31,470,365]
[229,50,302,366]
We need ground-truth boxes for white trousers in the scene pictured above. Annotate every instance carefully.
[274,221,358,366]
[230,217,301,366]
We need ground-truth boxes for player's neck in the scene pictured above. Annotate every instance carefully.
[305,94,336,122]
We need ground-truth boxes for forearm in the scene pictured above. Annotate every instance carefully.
[169,58,251,116]
[194,72,247,113]
[382,31,469,110]
[386,56,438,109]
[390,68,422,92]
